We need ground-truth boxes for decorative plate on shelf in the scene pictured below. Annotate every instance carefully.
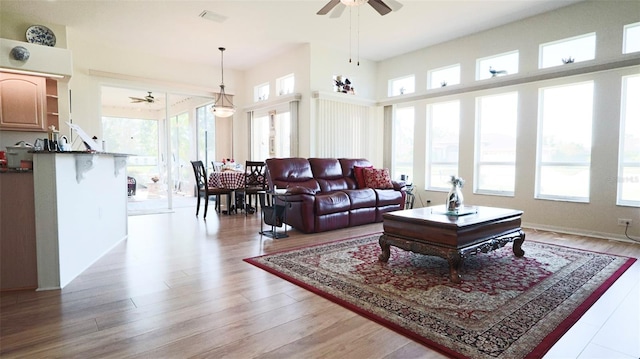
[26,25,56,47]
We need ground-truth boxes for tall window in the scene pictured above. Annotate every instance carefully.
[475,92,518,195]
[428,64,460,89]
[618,74,640,206]
[426,100,460,190]
[251,109,291,161]
[623,22,640,54]
[392,107,414,181]
[196,103,215,170]
[389,75,415,96]
[539,33,596,69]
[536,81,594,202]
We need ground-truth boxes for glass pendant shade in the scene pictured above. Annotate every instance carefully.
[212,47,235,118]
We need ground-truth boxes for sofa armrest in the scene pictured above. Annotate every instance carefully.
[392,180,406,191]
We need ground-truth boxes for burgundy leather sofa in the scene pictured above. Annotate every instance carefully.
[265,158,406,233]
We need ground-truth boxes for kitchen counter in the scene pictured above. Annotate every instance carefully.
[32,152,129,290]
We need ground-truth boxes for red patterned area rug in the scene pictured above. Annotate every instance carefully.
[244,234,636,359]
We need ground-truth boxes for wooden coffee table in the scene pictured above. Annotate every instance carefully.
[379,205,525,283]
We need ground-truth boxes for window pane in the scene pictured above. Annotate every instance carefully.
[540,33,596,69]
[277,74,294,96]
[618,74,640,206]
[274,112,291,157]
[430,164,458,190]
[393,107,414,181]
[251,115,270,161]
[428,64,460,89]
[537,81,593,201]
[538,165,590,200]
[540,83,593,163]
[389,76,415,96]
[477,51,519,80]
[476,92,518,194]
[624,22,640,54]
[427,100,460,190]
[254,83,269,102]
[477,165,516,193]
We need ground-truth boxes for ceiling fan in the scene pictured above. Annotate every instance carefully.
[317,0,402,17]
[129,91,156,104]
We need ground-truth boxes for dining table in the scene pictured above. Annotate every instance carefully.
[208,170,246,214]
[208,170,246,190]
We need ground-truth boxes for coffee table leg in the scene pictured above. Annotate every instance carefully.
[513,230,525,257]
[378,235,391,262]
[447,251,462,283]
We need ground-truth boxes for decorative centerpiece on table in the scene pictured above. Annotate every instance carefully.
[221,158,242,171]
[446,175,465,211]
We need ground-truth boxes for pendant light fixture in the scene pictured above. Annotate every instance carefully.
[212,47,235,118]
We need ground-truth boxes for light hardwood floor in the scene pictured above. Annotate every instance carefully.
[1,204,639,358]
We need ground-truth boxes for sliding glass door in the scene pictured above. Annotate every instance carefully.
[101,86,214,214]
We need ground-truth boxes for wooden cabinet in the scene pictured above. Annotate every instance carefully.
[0,72,59,132]
[0,172,38,291]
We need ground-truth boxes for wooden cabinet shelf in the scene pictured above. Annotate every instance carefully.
[0,72,59,132]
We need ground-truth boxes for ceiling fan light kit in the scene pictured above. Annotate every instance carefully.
[341,0,367,6]
[212,47,236,118]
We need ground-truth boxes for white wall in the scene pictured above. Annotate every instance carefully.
[375,0,640,240]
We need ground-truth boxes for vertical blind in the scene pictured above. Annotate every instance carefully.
[315,98,382,162]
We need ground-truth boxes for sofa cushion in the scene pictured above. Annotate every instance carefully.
[315,192,351,215]
[353,166,372,189]
[343,188,376,209]
[363,168,394,189]
[375,188,404,206]
[266,158,321,193]
[310,158,350,192]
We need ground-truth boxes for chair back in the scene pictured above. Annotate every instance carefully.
[212,161,223,172]
[191,161,207,192]
[245,161,267,190]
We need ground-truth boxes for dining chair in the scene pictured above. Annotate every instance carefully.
[236,160,268,215]
[190,160,233,218]
[212,161,223,173]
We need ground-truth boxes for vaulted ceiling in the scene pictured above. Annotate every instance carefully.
[2,0,583,70]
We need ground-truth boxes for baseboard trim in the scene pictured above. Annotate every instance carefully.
[522,222,639,245]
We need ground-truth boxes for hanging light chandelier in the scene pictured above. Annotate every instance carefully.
[212,47,235,118]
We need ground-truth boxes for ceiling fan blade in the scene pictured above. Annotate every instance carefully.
[384,0,403,11]
[329,4,346,18]
[368,0,392,15]
[317,0,341,15]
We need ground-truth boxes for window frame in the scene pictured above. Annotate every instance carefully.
[427,64,460,89]
[535,80,594,203]
[476,50,519,81]
[623,22,640,54]
[617,74,640,207]
[539,32,596,69]
[425,100,461,191]
[276,73,295,96]
[474,91,519,196]
[254,82,269,102]
[388,75,415,97]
